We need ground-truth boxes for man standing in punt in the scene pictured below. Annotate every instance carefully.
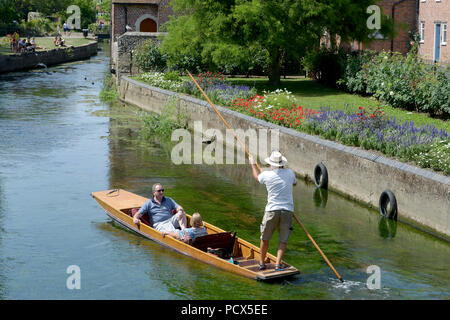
[249,151,297,271]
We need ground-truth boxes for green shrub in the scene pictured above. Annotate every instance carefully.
[163,70,181,82]
[141,95,187,138]
[133,39,167,72]
[302,47,347,87]
[99,72,118,102]
[339,47,450,117]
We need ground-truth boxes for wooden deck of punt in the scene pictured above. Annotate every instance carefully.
[91,189,300,281]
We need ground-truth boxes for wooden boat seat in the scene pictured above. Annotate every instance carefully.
[128,208,152,227]
[191,231,236,259]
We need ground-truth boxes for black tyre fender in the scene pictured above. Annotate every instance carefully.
[314,163,328,189]
[379,189,398,220]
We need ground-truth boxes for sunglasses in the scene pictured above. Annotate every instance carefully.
[155,189,165,192]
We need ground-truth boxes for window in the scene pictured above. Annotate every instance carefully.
[442,23,447,45]
[420,21,425,42]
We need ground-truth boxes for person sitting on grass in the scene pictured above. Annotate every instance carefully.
[161,212,208,243]
[25,37,34,52]
[18,39,26,52]
[54,36,66,47]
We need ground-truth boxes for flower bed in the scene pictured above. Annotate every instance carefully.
[301,106,450,175]
[135,71,450,175]
[136,71,256,107]
[229,95,449,175]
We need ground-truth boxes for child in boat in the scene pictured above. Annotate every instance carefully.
[162,212,207,242]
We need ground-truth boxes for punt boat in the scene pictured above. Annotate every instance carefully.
[91,189,300,280]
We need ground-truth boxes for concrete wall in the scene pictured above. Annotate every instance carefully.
[0,41,98,74]
[118,76,450,240]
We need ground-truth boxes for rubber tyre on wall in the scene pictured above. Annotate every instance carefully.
[379,189,398,220]
[314,163,328,189]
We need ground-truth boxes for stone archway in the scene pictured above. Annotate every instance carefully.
[136,14,158,32]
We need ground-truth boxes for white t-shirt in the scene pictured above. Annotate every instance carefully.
[258,168,297,212]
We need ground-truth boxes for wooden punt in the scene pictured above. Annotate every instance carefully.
[91,189,300,281]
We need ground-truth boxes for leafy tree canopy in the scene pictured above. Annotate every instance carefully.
[161,0,392,84]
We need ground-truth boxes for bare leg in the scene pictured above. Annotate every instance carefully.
[177,211,187,230]
[260,239,269,265]
[276,241,287,266]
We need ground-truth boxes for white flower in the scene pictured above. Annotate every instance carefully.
[389,91,394,96]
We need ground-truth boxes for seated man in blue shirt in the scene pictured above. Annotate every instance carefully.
[133,183,187,232]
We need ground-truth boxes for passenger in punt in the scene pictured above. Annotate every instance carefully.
[133,183,187,232]
[249,151,297,272]
[161,212,207,242]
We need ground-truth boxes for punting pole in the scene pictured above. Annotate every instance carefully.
[186,70,344,283]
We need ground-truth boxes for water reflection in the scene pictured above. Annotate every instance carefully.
[313,187,328,208]
[377,216,397,239]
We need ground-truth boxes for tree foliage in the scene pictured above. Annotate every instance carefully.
[1,0,97,29]
[161,0,392,85]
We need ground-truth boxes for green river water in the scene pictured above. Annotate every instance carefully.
[0,44,448,300]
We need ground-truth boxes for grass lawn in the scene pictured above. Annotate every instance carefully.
[0,37,93,55]
[228,77,449,133]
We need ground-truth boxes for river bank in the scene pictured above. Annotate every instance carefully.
[118,76,450,241]
[0,39,98,73]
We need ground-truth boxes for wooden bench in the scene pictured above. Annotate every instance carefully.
[125,208,152,227]
[191,231,236,259]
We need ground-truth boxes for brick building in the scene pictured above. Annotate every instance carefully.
[321,1,419,54]
[362,0,418,54]
[418,0,449,63]
[110,0,173,70]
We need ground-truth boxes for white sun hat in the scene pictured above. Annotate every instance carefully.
[264,150,288,167]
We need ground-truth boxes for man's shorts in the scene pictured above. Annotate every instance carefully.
[153,214,181,232]
[260,209,294,243]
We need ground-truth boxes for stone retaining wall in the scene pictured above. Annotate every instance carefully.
[119,76,450,240]
[0,41,98,73]
[115,32,166,79]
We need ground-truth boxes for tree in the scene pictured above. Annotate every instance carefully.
[0,0,20,24]
[60,0,97,29]
[161,0,389,85]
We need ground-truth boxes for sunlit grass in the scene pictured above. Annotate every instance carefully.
[0,36,93,55]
